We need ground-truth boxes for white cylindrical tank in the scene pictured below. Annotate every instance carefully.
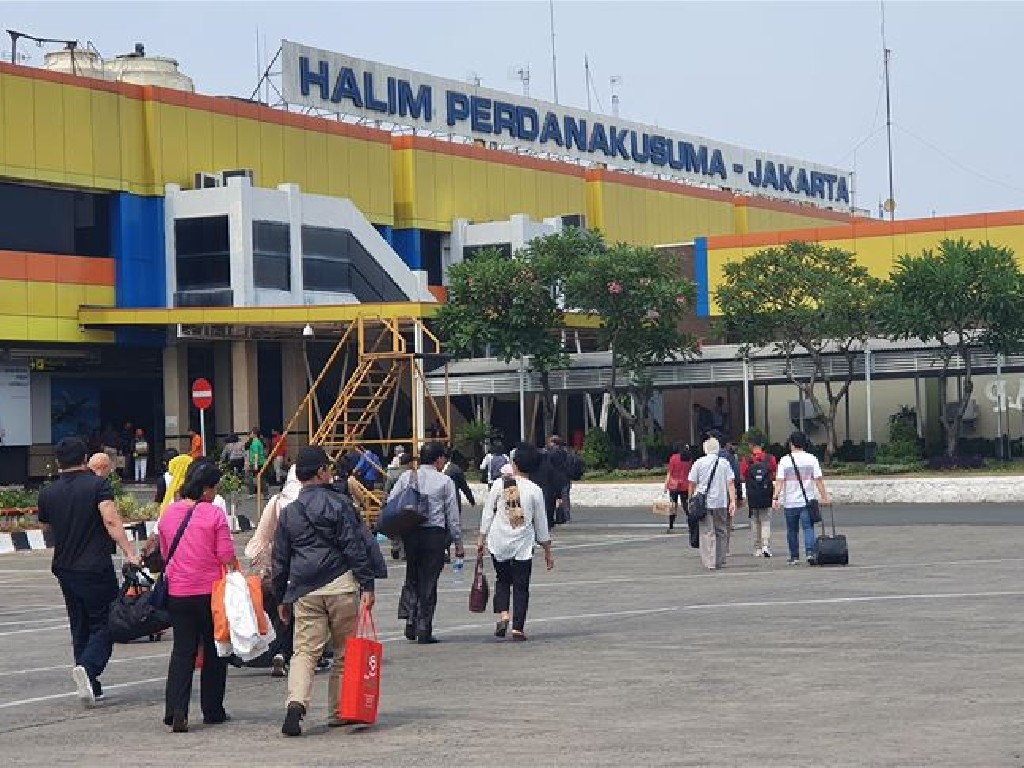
[42,46,108,80]
[103,43,195,92]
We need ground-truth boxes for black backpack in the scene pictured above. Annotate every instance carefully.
[746,455,774,509]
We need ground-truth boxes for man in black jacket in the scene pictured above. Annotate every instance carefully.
[273,446,377,737]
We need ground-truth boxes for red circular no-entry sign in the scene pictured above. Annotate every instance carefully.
[191,378,213,410]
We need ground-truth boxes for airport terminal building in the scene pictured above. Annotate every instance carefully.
[0,40,1019,481]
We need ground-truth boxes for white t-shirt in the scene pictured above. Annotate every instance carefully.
[480,476,551,561]
[687,455,734,509]
[776,452,823,508]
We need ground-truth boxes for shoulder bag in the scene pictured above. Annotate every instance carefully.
[788,453,822,524]
[687,457,721,524]
[470,478,510,613]
[377,469,427,538]
[149,502,198,610]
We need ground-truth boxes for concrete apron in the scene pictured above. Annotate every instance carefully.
[470,476,1024,505]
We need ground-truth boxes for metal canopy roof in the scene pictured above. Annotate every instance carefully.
[427,340,1024,396]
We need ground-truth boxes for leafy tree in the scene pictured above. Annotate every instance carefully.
[881,238,1024,457]
[563,242,697,464]
[435,228,605,439]
[715,241,882,459]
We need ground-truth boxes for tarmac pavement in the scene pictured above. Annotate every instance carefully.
[2,503,1024,766]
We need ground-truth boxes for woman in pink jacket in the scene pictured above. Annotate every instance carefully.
[157,459,235,732]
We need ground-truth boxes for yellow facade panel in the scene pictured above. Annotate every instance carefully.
[258,121,285,189]
[185,106,214,175]
[141,100,163,189]
[117,96,148,193]
[26,281,57,317]
[91,90,122,187]
[158,102,189,188]
[304,129,329,198]
[343,136,372,217]
[3,75,35,171]
[281,125,308,189]
[26,315,58,339]
[234,116,263,176]
[33,80,66,172]
[56,283,87,317]
[325,133,351,205]
[0,280,28,315]
[0,314,29,340]
[392,148,415,225]
[210,113,239,172]
[367,141,394,225]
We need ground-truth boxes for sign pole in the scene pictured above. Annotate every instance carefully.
[200,407,207,457]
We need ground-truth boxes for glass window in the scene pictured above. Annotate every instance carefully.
[303,257,350,293]
[174,216,230,291]
[0,181,111,257]
[253,221,291,291]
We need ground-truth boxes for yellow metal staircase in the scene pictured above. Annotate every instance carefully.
[256,315,450,528]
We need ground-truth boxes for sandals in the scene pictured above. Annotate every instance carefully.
[494,619,509,638]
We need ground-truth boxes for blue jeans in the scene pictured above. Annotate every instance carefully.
[784,506,817,560]
[56,567,118,688]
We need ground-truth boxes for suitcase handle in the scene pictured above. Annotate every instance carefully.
[819,502,838,538]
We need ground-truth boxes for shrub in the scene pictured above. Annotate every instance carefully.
[0,487,38,509]
[582,427,616,471]
[927,454,985,470]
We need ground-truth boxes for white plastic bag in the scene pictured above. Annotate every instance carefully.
[218,571,276,661]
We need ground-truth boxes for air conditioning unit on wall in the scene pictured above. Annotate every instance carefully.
[193,172,221,189]
[220,168,255,186]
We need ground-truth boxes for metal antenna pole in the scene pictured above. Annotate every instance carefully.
[882,1,895,221]
[549,0,559,103]
[585,54,591,111]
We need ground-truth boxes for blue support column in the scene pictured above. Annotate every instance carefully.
[391,229,425,270]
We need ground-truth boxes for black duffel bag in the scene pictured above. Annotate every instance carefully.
[377,468,427,538]
[108,567,171,643]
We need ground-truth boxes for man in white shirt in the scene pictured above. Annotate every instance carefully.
[687,436,737,570]
[772,430,832,565]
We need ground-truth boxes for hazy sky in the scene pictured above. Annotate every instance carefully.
[3,1,1021,219]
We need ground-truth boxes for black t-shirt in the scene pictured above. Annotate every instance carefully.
[37,470,116,574]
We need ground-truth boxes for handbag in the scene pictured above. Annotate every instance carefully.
[652,492,673,516]
[468,554,490,613]
[108,567,171,643]
[377,469,427,538]
[687,456,722,524]
[338,605,383,725]
[150,503,198,610]
[788,453,822,524]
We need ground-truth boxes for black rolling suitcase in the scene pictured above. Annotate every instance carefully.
[815,504,848,566]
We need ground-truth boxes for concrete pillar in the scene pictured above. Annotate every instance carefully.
[231,341,259,435]
[213,343,233,439]
[162,343,190,455]
[281,342,307,448]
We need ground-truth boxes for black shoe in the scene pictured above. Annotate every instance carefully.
[203,713,231,725]
[417,634,440,645]
[282,702,305,737]
[172,714,189,733]
[495,619,509,638]
[404,624,416,641]
[391,546,401,561]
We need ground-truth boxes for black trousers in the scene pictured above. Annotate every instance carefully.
[165,594,228,722]
[399,526,447,637]
[56,567,118,690]
[492,556,533,632]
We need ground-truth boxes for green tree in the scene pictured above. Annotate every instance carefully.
[715,241,882,459]
[881,238,1024,457]
[563,242,697,464]
[435,228,604,439]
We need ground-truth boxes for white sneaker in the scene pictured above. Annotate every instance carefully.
[753,549,763,557]
[72,665,96,707]
[763,547,773,558]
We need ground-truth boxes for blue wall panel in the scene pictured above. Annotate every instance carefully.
[391,228,424,270]
[693,237,710,317]
[111,194,166,346]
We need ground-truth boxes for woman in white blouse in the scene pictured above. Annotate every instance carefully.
[476,443,554,641]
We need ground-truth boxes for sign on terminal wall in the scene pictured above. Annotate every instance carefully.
[281,40,852,211]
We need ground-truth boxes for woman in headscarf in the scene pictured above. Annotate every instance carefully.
[160,454,194,514]
[244,465,301,677]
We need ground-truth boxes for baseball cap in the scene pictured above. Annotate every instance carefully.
[295,445,331,474]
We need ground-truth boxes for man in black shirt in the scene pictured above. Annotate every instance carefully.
[38,437,139,707]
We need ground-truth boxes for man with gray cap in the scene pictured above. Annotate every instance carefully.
[273,445,378,737]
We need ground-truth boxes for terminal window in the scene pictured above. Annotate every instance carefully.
[253,221,291,291]
[301,226,350,293]
[0,181,111,257]
[174,216,231,290]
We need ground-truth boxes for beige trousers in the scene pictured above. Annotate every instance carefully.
[699,507,730,569]
[286,591,359,717]
[750,508,772,552]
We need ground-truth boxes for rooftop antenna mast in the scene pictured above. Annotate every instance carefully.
[509,64,531,97]
[584,55,591,111]
[610,75,621,118]
[882,0,896,221]
[548,0,559,103]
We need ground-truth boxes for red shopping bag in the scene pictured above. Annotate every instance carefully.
[337,605,383,725]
